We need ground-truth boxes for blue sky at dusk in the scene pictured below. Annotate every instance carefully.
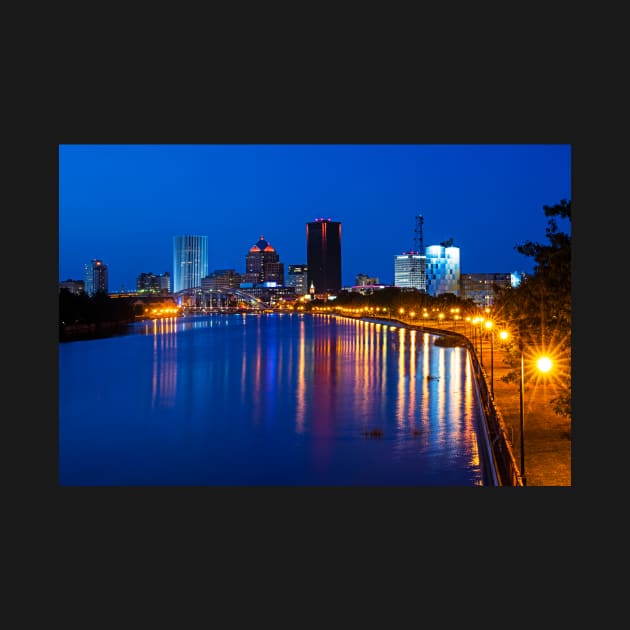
[59,144,571,293]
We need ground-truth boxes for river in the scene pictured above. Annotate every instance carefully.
[58,312,494,486]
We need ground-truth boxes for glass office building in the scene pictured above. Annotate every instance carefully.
[425,244,460,296]
[173,235,208,293]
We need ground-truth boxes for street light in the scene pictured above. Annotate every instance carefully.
[517,335,553,486]
[484,319,494,398]
[477,318,484,365]
[470,317,479,354]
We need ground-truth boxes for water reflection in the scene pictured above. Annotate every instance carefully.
[150,317,178,409]
[295,317,306,433]
[60,313,490,485]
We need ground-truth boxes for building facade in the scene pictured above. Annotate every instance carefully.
[460,272,512,307]
[355,273,379,286]
[425,244,460,296]
[59,279,85,295]
[393,252,426,291]
[137,271,170,294]
[286,264,308,295]
[306,218,342,294]
[173,235,208,293]
[201,269,243,292]
[84,259,108,296]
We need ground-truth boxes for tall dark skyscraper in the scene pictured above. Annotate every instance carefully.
[306,218,342,293]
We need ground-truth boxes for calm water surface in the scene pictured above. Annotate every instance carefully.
[59,313,492,486]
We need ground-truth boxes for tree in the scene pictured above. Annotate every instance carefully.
[494,199,571,418]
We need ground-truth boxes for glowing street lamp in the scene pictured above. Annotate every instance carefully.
[518,336,554,486]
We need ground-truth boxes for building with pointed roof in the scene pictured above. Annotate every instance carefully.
[243,235,284,285]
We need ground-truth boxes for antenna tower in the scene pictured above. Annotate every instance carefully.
[413,214,424,253]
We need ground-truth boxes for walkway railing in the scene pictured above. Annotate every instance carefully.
[464,335,523,486]
[367,316,523,486]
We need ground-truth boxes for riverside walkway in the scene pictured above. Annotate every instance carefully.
[397,317,571,487]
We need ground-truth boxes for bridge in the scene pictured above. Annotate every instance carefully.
[173,287,268,313]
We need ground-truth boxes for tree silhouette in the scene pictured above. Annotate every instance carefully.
[494,199,571,418]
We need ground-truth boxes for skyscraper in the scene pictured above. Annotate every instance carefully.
[173,235,208,293]
[306,218,341,294]
[84,259,108,296]
[243,235,284,285]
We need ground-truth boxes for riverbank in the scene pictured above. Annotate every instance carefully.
[59,320,135,342]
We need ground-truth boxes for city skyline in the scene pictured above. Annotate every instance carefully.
[59,144,571,292]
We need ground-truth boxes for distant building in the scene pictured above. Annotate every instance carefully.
[347,283,387,295]
[394,252,426,291]
[286,264,308,295]
[243,236,284,286]
[306,218,342,294]
[173,235,208,293]
[356,273,379,286]
[510,271,525,288]
[137,271,170,294]
[59,279,85,295]
[84,259,108,296]
[201,269,242,291]
[460,273,512,307]
[425,243,460,296]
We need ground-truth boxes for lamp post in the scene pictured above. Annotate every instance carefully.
[471,317,480,357]
[518,338,526,485]
[485,320,494,398]
[517,331,553,486]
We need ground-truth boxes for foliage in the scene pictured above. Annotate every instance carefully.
[59,289,136,327]
[493,199,571,419]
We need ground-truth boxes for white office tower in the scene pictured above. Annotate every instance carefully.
[394,253,426,290]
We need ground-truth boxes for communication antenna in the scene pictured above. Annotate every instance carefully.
[413,214,424,253]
